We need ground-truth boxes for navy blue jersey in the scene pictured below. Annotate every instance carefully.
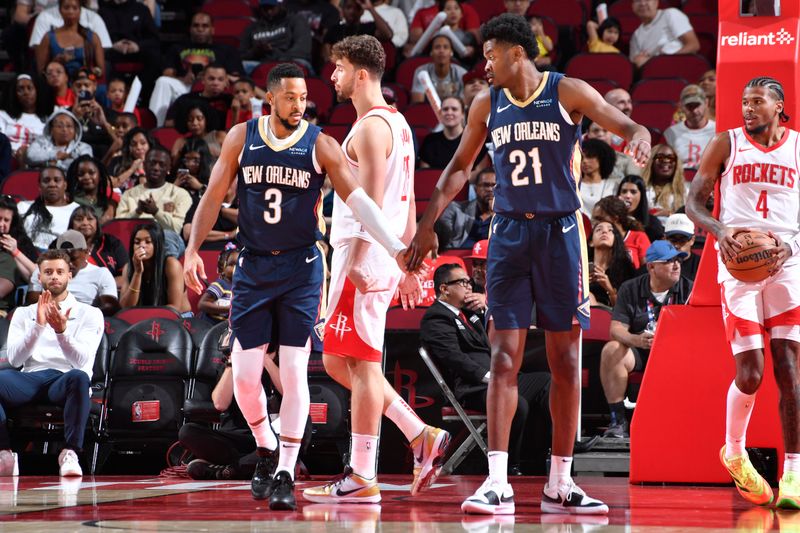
[488,71,582,217]
[236,117,326,253]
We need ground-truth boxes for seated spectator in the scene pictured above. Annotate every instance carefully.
[585,121,641,181]
[466,239,487,293]
[588,221,636,307]
[28,0,110,51]
[174,138,214,205]
[66,206,128,285]
[617,175,664,243]
[462,69,488,110]
[528,15,554,67]
[34,0,105,79]
[586,17,621,54]
[117,146,192,258]
[361,0,409,49]
[240,1,312,74]
[26,109,93,171]
[199,247,238,324]
[323,0,393,64]
[164,64,231,132]
[19,166,81,250]
[698,69,716,121]
[43,60,75,109]
[29,229,119,315]
[227,78,265,129]
[66,155,117,225]
[182,183,238,251]
[99,0,161,96]
[580,138,620,216]
[0,74,50,166]
[411,34,468,104]
[664,85,716,171]
[3,249,104,477]
[0,195,38,284]
[420,96,464,168]
[105,78,140,124]
[603,88,633,152]
[150,12,244,127]
[69,68,115,159]
[503,0,530,16]
[593,195,650,270]
[171,105,226,168]
[435,167,495,250]
[663,213,700,282]
[108,127,154,191]
[119,222,190,313]
[642,144,687,224]
[600,240,693,437]
[101,111,138,166]
[629,0,699,68]
[421,263,551,474]
[406,0,480,58]
[440,0,478,63]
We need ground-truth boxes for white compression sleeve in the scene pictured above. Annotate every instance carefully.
[345,187,407,258]
[277,341,311,440]
[231,339,277,450]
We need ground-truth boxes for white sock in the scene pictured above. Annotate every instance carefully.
[488,451,508,486]
[725,380,756,460]
[785,453,800,475]
[231,341,277,451]
[276,440,301,480]
[385,397,426,443]
[549,455,573,489]
[350,433,378,479]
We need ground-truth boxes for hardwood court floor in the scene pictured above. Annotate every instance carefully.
[0,474,790,531]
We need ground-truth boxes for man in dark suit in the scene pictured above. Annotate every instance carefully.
[420,263,551,474]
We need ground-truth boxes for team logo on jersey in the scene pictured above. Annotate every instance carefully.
[314,320,326,341]
[329,312,352,340]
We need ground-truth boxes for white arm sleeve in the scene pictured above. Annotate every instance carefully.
[345,187,407,258]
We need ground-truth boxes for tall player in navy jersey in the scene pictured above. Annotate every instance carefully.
[407,14,651,515]
[184,64,409,511]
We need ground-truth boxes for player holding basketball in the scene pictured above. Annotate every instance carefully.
[686,77,800,509]
[184,63,411,511]
[302,35,450,504]
[406,14,650,515]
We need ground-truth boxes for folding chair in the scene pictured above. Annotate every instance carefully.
[418,347,487,474]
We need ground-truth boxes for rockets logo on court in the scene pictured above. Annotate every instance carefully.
[329,312,352,340]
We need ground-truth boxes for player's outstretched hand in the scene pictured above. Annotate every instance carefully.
[395,272,424,310]
[716,226,746,264]
[625,139,651,167]
[183,249,207,295]
[767,230,791,276]
[405,226,438,272]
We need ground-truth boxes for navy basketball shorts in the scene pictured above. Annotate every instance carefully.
[230,244,325,351]
[486,212,591,332]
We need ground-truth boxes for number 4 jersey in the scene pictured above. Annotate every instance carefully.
[236,116,327,253]
[719,127,800,239]
[488,71,583,217]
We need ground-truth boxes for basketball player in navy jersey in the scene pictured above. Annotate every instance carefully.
[407,14,651,514]
[184,63,410,511]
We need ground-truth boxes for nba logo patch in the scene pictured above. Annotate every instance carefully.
[314,320,326,341]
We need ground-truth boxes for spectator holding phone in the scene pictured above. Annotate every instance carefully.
[70,68,115,159]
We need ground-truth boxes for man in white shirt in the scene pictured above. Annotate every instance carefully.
[2,249,104,477]
[27,230,119,315]
[629,0,699,68]
[664,84,716,171]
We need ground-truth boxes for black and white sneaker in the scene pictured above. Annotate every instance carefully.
[461,477,515,515]
[268,470,296,511]
[541,481,608,515]
[251,448,277,500]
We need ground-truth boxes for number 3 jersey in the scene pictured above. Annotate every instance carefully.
[488,71,583,217]
[719,127,800,239]
[236,116,326,253]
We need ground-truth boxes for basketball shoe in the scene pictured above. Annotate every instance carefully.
[541,480,609,515]
[720,445,774,506]
[269,471,296,511]
[777,471,800,510]
[461,476,515,515]
[58,449,82,477]
[251,447,277,500]
[302,466,381,504]
[410,425,451,495]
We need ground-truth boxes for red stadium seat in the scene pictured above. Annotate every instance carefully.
[137,107,157,130]
[404,103,439,129]
[395,57,432,92]
[151,127,183,151]
[385,307,426,330]
[631,78,688,104]
[1,170,40,202]
[683,0,718,14]
[470,0,504,22]
[322,125,348,144]
[413,126,430,147]
[305,77,334,123]
[565,53,634,92]
[101,218,145,254]
[631,102,676,133]
[320,62,335,83]
[202,0,252,18]
[213,18,253,48]
[584,79,618,96]
[415,168,468,201]
[689,14,717,35]
[527,0,585,30]
[384,82,409,111]
[115,306,182,324]
[584,306,612,341]
[640,54,711,82]
[329,103,357,125]
[696,32,717,65]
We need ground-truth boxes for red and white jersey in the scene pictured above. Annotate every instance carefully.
[719,127,800,239]
[329,106,414,248]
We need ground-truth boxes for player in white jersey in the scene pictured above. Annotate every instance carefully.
[687,77,800,509]
[303,35,450,504]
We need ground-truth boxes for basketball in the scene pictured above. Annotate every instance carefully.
[723,231,778,282]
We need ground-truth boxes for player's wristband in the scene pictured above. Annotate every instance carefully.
[346,187,406,258]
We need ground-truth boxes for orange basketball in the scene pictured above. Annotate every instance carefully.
[723,231,778,282]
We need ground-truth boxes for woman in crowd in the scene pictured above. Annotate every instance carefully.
[35,0,104,79]
[580,138,620,216]
[173,137,213,204]
[108,127,155,191]
[0,74,50,164]
[592,195,651,270]
[617,175,664,243]
[410,34,468,104]
[42,60,75,108]
[18,166,81,250]
[68,205,128,284]
[641,144,687,224]
[171,104,225,168]
[120,222,190,313]
[0,195,38,283]
[588,220,636,308]
[441,0,478,63]
[26,108,92,171]
[66,155,117,225]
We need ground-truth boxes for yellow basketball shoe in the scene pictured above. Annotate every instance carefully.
[777,471,800,510]
[720,445,774,506]
[410,425,451,496]
[302,466,381,504]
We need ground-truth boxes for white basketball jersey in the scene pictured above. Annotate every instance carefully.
[330,106,414,248]
[719,127,800,239]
